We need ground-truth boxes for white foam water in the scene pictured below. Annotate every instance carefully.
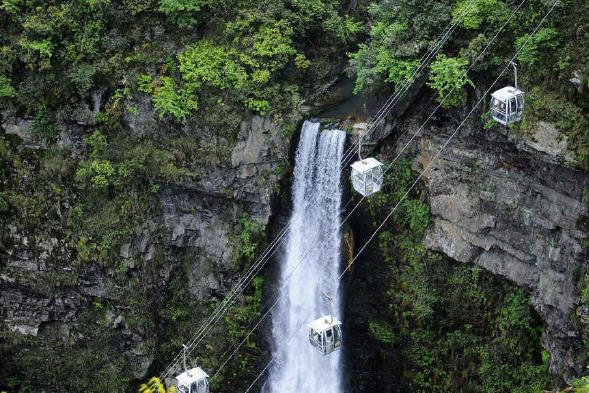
[264,121,346,393]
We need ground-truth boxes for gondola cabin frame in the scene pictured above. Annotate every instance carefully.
[351,157,384,197]
[490,86,524,126]
[308,316,343,355]
[176,367,210,393]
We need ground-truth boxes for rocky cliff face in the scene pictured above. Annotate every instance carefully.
[390,102,589,382]
[0,99,298,386]
[2,72,587,390]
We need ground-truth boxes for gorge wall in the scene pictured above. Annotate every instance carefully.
[1,0,588,390]
[0,100,298,390]
[344,89,588,388]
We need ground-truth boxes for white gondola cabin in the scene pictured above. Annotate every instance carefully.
[490,86,524,126]
[308,315,343,355]
[351,157,384,197]
[176,367,209,393]
[490,62,525,126]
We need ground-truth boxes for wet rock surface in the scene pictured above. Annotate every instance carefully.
[0,108,297,380]
[413,117,589,382]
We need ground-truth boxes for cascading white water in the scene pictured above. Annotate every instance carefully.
[264,121,346,393]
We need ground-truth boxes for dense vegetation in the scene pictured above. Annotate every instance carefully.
[1,0,587,392]
[355,160,549,392]
[0,1,358,391]
[349,0,588,169]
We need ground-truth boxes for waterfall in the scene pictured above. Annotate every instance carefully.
[264,121,346,393]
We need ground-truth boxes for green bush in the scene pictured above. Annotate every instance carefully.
[1,0,22,14]
[452,0,504,30]
[151,76,199,119]
[368,320,395,344]
[159,0,210,14]
[571,376,589,392]
[178,40,247,91]
[348,0,453,93]
[0,75,15,97]
[427,54,474,108]
[19,38,54,70]
[516,28,560,68]
[233,213,265,268]
[29,105,59,140]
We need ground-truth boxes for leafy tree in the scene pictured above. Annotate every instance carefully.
[233,213,264,267]
[0,75,15,97]
[75,159,117,189]
[152,76,199,120]
[571,376,589,393]
[368,320,395,344]
[19,38,54,70]
[516,27,560,68]
[0,0,22,14]
[178,40,247,90]
[348,0,454,93]
[427,54,474,108]
[159,0,211,14]
[349,44,419,93]
[29,105,59,140]
[452,0,504,29]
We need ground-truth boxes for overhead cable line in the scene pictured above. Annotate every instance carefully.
[215,1,559,390]
[160,4,474,381]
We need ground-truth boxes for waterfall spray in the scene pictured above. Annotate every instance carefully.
[264,121,346,393]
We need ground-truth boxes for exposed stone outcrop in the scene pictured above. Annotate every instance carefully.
[0,105,298,381]
[407,117,589,382]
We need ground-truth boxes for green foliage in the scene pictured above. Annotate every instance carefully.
[159,0,210,14]
[578,273,589,320]
[368,320,395,344]
[29,105,59,140]
[68,130,195,267]
[427,54,474,108]
[179,40,247,90]
[348,0,454,93]
[0,2,362,392]
[571,376,589,392]
[152,76,199,119]
[139,377,177,393]
[19,38,54,70]
[349,43,419,93]
[452,0,504,30]
[84,130,108,159]
[360,157,549,393]
[516,28,560,68]
[76,131,117,190]
[76,159,116,189]
[158,263,263,392]
[495,291,533,337]
[4,306,134,392]
[137,73,154,93]
[142,0,359,118]
[166,19,300,117]
[1,0,22,14]
[217,276,264,387]
[68,63,99,95]
[0,75,16,97]
[233,213,265,268]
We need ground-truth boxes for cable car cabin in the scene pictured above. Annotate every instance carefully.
[308,316,342,355]
[490,86,524,126]
[176,367,209,393]
[351,157,384,197]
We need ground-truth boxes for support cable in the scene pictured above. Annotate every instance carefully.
[226,2,559,390]
[160,4,474,381]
